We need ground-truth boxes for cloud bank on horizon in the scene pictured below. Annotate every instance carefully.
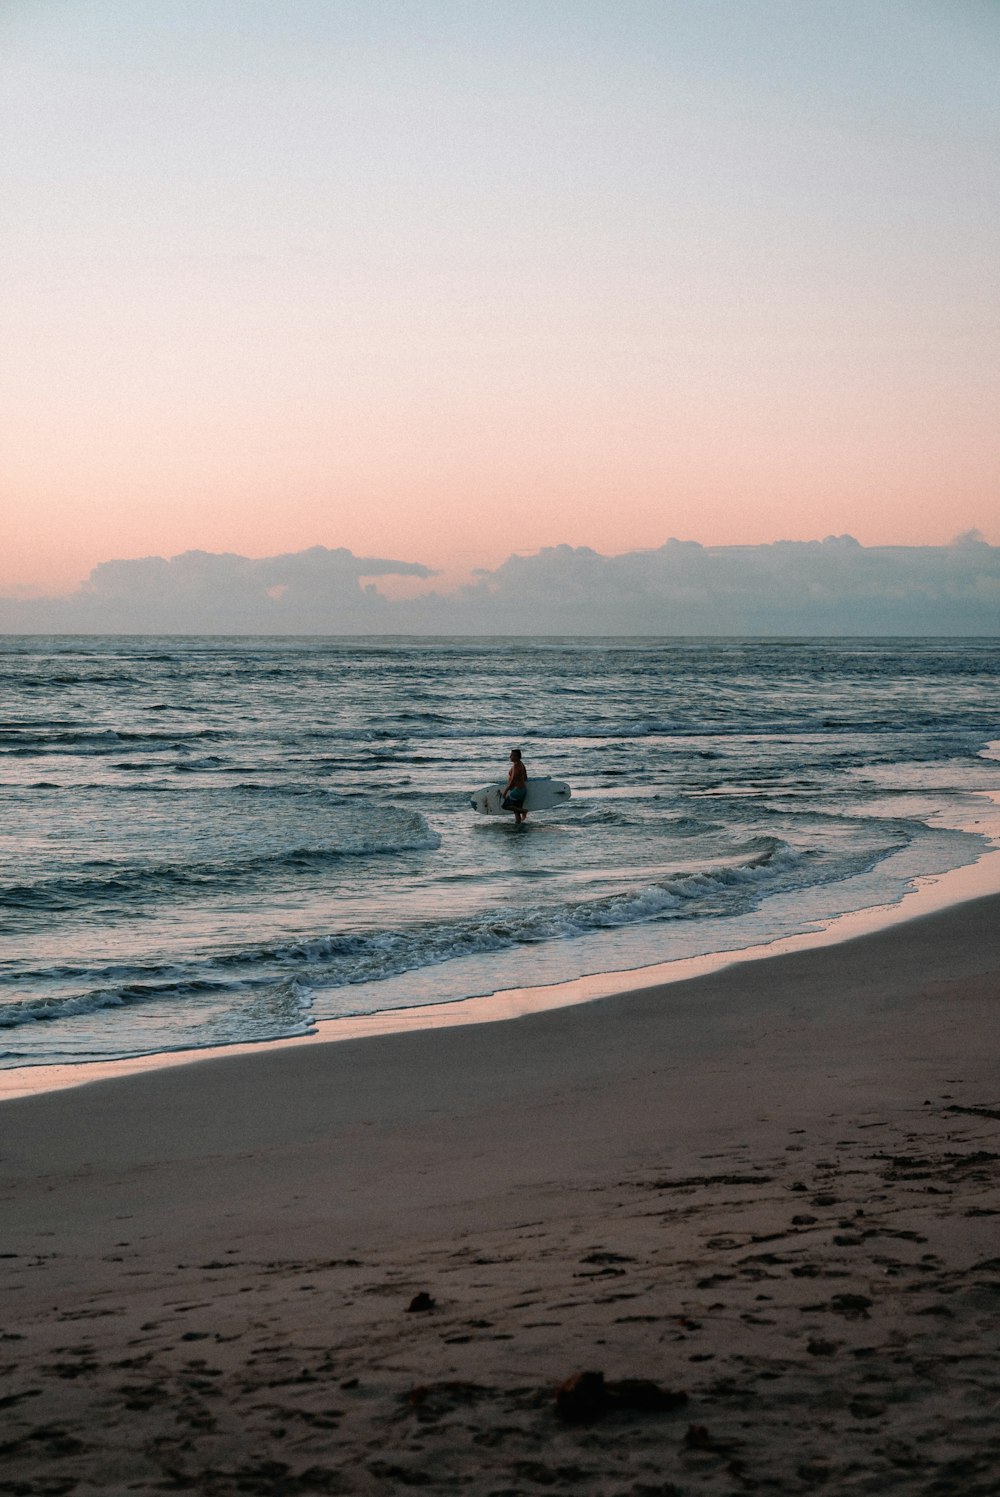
[2,536,997,637]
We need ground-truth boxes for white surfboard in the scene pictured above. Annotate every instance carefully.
[470,778,571,816]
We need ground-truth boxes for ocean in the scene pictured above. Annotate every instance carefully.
[2,635,998,1070]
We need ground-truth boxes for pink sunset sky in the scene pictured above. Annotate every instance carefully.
[2,0,999,597]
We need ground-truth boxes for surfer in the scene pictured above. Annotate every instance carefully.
[501,748,529,824]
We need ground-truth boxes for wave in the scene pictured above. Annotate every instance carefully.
[0,673,144,687]
[4,719,994,765]
[0,727,228,757]
[0,974,313,1034]
[1,816,982,1049]
[244,835,895,988]
[0,978,232,1029]
[0,813,442,914]
[0,839,813,1032]
[565,805,724,832]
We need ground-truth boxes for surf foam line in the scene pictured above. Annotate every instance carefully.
[254,834,909,991]
[0,835,905,1043]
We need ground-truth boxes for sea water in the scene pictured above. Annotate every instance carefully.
[2,636,997,1069]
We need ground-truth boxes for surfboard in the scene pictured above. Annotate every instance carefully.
[469,778,571,816]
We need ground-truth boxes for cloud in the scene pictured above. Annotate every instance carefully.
[2,537,998,635]
[416,535,1000,635]
[0,546,434,634]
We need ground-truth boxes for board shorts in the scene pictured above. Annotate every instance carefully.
[503,785,527,805]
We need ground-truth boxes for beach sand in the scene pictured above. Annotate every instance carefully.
[2,893,999,1495]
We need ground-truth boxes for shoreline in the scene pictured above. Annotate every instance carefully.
[4,831,999,1104]
[2,864,999,1492]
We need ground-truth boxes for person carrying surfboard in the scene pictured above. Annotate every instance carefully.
[501,748,529,824]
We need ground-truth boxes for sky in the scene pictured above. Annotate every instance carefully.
[2,0,999,601]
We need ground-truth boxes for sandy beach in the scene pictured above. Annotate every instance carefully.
[2,891,999,1495]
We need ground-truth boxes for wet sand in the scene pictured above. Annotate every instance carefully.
[2,892,999,1494]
